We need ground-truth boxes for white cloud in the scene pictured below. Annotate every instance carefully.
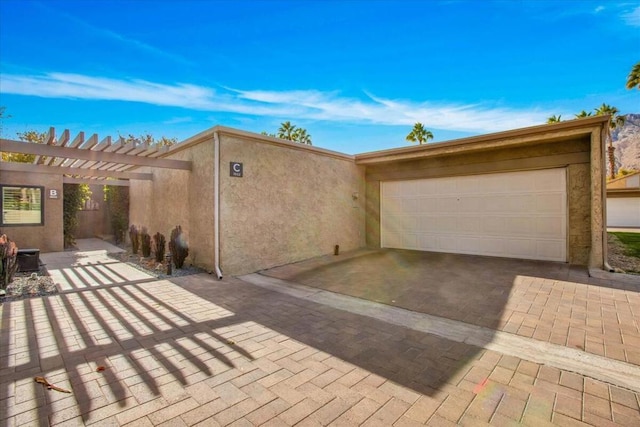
[0,73,216,109]
[622,6,640,26]
[594,5,605,13]
[230,88,547,132]
[163,117,194,125]
[0,72,550,133]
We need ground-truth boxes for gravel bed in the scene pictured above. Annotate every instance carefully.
[106,252,207,279]
[0,265,57,303]
[0,252,206,304]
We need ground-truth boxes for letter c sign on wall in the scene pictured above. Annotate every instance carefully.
[230,162,243,177]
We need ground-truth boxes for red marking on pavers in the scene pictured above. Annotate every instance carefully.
[473,378,489,394]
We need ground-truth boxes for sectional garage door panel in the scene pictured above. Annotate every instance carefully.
[607,198,640,227]
[381,169,567,261]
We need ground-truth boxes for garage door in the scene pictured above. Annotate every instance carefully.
[607,198,640,227]
[381,168,567,261]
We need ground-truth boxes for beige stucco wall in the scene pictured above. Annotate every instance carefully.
[0,171,64,252]
[363,137,594,265]
[129,139,215,271]
[128,121,605,273]
[130,130,366,276]
[219,133,366,275]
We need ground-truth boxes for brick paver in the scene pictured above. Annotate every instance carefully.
[1,247,640,426]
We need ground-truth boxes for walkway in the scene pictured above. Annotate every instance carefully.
[0,241,639,426]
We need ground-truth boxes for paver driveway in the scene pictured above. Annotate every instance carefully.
[1,243,639,426]
[261,249,640,365]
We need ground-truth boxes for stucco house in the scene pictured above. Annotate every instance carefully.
[1,116,610,276]
[607,171,640,228]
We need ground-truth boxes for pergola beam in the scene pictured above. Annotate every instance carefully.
[0,161,153,180]
[63,176,130,186]
[1,139,191,170]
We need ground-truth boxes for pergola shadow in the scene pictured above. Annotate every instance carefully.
[176,274,491,397]
[1,260,491,425]
[0,268,255,424]
[3,246,639,424]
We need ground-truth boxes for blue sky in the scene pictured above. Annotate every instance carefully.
[0,0,638,154]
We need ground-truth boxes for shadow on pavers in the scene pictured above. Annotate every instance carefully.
[0,274,256,425]
[1,269,482,423]
[175,273,488,398]
[261,248,639,330]
[3,248,635,424]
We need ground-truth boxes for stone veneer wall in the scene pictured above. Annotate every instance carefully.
[567,163,591,264]
[0,171,64,252]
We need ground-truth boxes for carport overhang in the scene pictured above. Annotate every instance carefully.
[355,116,610,271]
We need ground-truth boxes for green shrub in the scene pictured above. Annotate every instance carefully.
[63,184,91,248]
[105,185,129,245]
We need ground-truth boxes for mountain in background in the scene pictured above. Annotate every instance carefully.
[612,113,640,172]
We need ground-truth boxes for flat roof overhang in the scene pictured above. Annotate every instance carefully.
[355,115,610,165]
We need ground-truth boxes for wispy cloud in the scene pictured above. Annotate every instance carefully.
[621,6,640,26]
[1,73,215,108]
[163,117,194,125]
[35,2,194,66]
[0,72,550,133]
[594,5,605,13]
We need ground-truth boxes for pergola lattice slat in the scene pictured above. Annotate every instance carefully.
[68,134,99,169]
[52,132,84,167]
[44,129,70,166]
[0,161,153,180]
[63,176,129,186]
[33,127,56,165]
[1,138,190,170]
[1,127,191,186]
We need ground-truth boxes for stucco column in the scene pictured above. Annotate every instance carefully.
[365,180,381,248]
[589,126,605,269]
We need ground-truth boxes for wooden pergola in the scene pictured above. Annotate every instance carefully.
[0,127,191,186]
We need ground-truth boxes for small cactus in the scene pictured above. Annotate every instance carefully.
[140,227,151,258]
[153,232,166,263]
[0,235,18,290]
[129,225,140,254]
[169,225,189,269]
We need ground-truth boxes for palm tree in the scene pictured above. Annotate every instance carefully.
[626,62,640,90]
[293,128,312,145]
[546,115,562,124]
[277,121,297,141]
[405,122,434,145]
[595,103,626,179]
[575,110,592,119]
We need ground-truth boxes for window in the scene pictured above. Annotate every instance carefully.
[1,185,44,226]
